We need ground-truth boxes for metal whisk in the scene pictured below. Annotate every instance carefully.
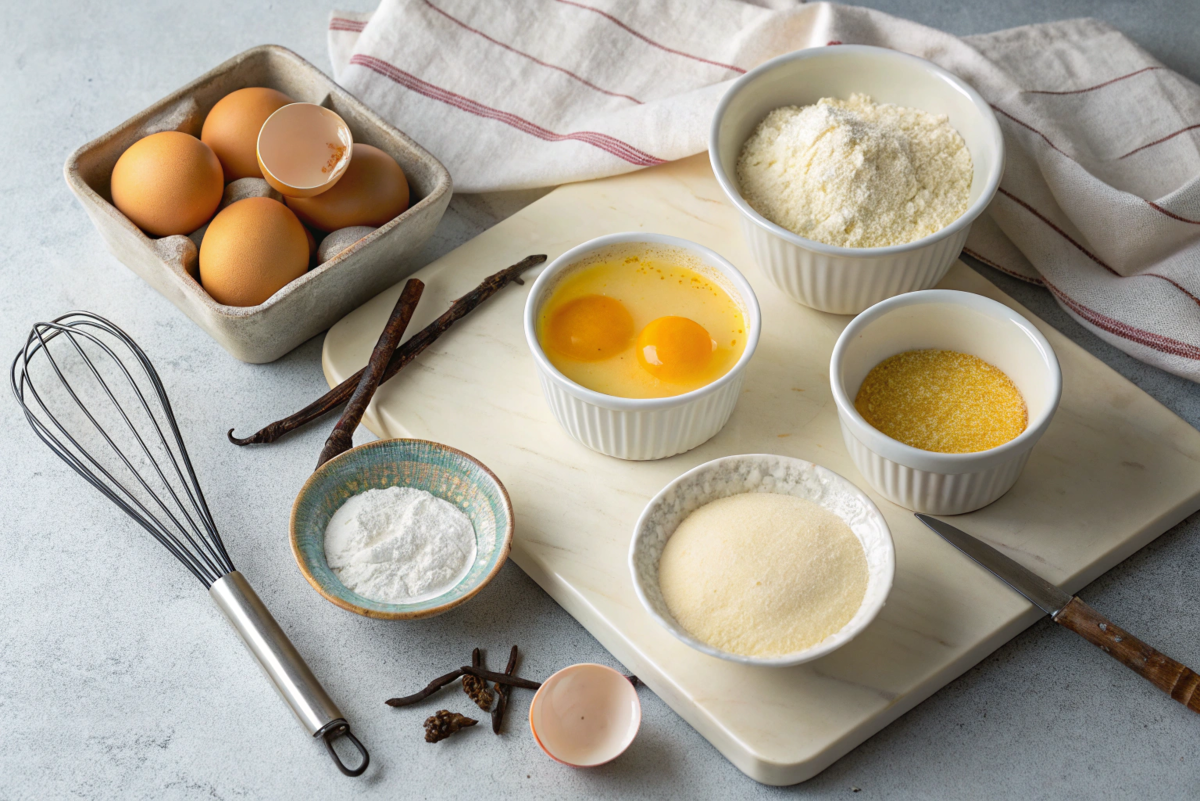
[10,311,368,777]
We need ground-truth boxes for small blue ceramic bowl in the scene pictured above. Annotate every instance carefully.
[291,438,514,619]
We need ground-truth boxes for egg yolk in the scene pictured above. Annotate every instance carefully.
[636,316,715,382]
[545,295,634,361]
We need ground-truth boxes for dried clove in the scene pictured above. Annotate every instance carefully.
[424,710,477,743]
[463,647,493,710]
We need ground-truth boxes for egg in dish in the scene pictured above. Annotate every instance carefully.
[537,250,746,399]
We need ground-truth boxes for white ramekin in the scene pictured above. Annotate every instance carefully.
[629,453,895,668]
[829,290,1061,515]
[524,233,761,461]
[709,45,1005,315]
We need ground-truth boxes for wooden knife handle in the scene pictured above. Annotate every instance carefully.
[1053,597,1200,713]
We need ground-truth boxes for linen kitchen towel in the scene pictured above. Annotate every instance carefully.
[330,0,1200,382]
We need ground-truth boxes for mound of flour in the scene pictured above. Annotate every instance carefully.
[736,93,972,248]
[324,486,477,604]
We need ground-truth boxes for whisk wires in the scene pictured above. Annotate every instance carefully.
[10,312,235,587]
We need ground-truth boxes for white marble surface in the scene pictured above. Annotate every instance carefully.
[3,0,1200,798]
[322,154,1200,785]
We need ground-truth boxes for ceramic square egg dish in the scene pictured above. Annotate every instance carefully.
[64,45,452,363]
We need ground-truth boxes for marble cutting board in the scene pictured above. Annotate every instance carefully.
[322,153,1200,785]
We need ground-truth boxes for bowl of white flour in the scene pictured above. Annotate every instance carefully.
[709,45,1004,315]
[291,438,513,619]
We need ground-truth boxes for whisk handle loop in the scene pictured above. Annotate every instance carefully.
[210,572,368,776]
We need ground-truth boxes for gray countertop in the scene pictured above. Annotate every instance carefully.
[2,1,1198,798]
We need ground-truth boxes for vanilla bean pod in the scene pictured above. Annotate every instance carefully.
[459,665,541,690]
[491,645,519,734]
[315,278,423,468]
[385,659,540,708]
[228,254,546,446]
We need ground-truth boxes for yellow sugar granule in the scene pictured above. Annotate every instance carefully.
[854,349,1027,454]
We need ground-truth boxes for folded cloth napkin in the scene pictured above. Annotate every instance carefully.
[330,0,1200,382]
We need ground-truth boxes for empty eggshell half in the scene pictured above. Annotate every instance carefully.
[257,103,353,198]
[529,664,641,767]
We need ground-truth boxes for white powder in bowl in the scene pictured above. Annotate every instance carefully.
[736,93,972,248]
[657,492,868,658]
[324,486,477,604]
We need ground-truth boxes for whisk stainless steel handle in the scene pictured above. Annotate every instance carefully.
[210,572,367,773]
[10,312,368,777]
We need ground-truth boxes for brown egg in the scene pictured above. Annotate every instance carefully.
[286,144,410,232]
[199,197,309,307]
[201,87,294,181]
[110,131,224,236]
[303,225,316,259]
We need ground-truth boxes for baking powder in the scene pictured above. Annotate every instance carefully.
[324,486,477,604]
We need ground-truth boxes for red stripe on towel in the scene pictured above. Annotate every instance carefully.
[348,55,664,166]
[552,0,745,74]
[997,188,1116,274]
[1025,66,1162,95]
[1043,276,1200,360]
[1146,201,1200,224]
[329,17,367,32]
[998,188,1200,307]
[422,0,643,104]
[992,106,1070,156]
[994,108,1200,227]
[961,247,1045,286]
[1120,123,1200,159]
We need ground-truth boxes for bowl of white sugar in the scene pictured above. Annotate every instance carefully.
[291,438,513,619]
[709,45,1004,315]
[629,454,894,667]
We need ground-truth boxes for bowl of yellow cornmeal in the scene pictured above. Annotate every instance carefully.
[830,289,1062,515]
[629,454,895,667]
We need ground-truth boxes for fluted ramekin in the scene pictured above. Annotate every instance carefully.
[829,290,1061,515]
[524,233,761,461]
[709,45,1005,315]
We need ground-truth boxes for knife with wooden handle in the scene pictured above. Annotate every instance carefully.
[916,514,1200,712]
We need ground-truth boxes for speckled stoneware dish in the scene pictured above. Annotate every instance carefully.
[65,45,452,363]
[629,453,895,667]
[291,439,513,620]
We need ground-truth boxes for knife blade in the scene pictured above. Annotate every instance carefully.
[915,514,1200,714]
[915,514,1071,615]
